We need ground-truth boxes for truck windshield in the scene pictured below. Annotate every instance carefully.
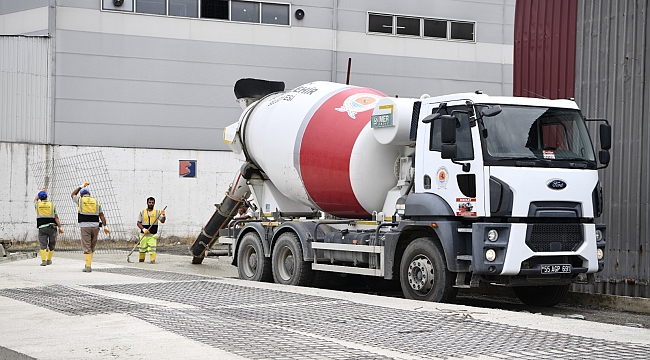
[481,105,596,163]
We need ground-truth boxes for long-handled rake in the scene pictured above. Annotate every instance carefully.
[127,206,167,263]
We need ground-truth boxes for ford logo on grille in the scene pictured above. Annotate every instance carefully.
[547,179,567,190]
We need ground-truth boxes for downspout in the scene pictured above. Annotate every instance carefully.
[330,0,338,82]
[48,0,56,146]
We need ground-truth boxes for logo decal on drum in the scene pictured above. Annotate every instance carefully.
[335,93,383,119]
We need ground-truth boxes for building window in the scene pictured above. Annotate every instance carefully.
[451,21,474,41]
[396,16,420,36]
[231,1,260,23]
[169,0,198,17]
[261,3,289,25]
[201,0,228,19]
[105,0,290,25]
[424,19,446,39]
[368,14,393,34]
[368,12,475,42]
[136,0,166,15]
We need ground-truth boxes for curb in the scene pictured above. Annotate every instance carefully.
[0,252,37,263]
[567,291,650,314]
[464,285,650,314]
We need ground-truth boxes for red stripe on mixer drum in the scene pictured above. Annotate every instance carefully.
[299,87,385,218]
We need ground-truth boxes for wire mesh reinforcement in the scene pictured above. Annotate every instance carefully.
[30,151,128,253]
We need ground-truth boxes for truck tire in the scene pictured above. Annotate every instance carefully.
[400,237,457,303]
[513,284,570,307]
[272,232,314,286]
[237,232,272,282]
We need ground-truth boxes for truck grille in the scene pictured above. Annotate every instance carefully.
[526,224,583,252]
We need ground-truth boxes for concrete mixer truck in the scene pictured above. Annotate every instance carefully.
[190,78,611,306]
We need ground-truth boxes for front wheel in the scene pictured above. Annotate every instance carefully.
[513,284,570,307]
[400,237,457,303]
[237,232,272,282]
[272,232,314,286]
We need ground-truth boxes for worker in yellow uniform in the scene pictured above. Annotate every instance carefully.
[34,190,63,266]
[71,182,109,272]
[137,197,166,264]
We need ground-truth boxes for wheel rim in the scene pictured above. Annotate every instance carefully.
[407,255,434,294]
[277,245,294,281]
[241,245,257,278]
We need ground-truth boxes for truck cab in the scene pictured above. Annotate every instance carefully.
[395,92,611,305]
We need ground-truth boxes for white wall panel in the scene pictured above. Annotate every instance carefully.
[0,7,49,35]
[0,36,51,143]
[0,142,239,242]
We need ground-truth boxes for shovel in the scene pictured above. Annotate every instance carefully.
[127,206,167,263]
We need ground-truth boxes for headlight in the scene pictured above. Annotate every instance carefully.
[396,203,405,215]
[595,229,603,242]
[487,229,498,242]
[597,248,604,260]
[485,249,496,262]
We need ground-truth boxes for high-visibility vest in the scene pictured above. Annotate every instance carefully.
[36,201,56,228]
[140,208,161,234]
[78,196,100,223]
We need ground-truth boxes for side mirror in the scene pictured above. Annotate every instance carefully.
[599,150,610,165]
[481,105,502,118]
[440,115,457,144]
[441,144,457,159]
[422,113,441,124]
[599,123,611,150]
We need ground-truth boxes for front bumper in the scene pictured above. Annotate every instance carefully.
[471,223,602,276]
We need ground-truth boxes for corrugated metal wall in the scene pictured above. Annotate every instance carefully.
[513,0,578,99]
[572,0,649,298]
[0,36,51,144]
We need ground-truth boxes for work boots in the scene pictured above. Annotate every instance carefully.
[39,249,47,266]
[83,253,93,272]
[150,253,156,264]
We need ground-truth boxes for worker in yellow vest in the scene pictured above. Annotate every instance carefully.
[34,190,63,266]
[71,182,109,272]
[137,197,166,264]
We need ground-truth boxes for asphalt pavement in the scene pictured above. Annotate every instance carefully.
[1,251,649,360]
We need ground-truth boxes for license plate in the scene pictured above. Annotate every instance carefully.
[541,264,572,274]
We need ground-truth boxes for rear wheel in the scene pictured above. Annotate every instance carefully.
[513,284,570,307]
[237,232,272,282]
[272,232,314,286]
[400,237,457,303]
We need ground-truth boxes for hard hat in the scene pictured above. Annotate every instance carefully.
[80,188,90,195]
[38,191,47,200]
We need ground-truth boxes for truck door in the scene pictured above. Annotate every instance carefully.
[416,101,486,217]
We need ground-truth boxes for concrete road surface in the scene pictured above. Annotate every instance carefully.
[1,251,649,360]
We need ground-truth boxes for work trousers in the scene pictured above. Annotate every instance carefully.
[38,225,57,251]
[80,227,99,254]
[139,234,158,254]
